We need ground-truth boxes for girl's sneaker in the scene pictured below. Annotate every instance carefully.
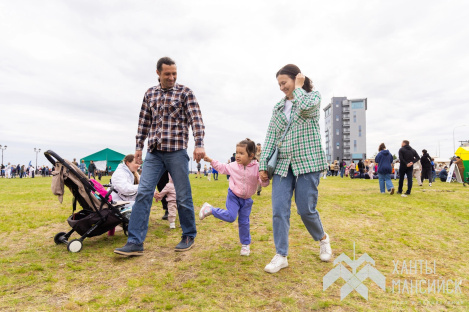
[199,202,213,220]
[240,244,250,256]
[169,222,176,229]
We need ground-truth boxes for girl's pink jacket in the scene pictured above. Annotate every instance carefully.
[211,159,269,199]
[159,178,176,202]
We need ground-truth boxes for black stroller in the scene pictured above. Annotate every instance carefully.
[45,150,130,253]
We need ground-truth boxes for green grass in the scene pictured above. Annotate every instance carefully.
[0,175,468,311]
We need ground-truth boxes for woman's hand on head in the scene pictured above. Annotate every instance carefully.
[260,170,269,182]
[295,73,305,89]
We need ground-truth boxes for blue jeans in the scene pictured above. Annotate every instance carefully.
[212,189,253,245]
[272,167,325,256]
[378,173,394,193]
[127,149,196,245]
[340,167,345,178]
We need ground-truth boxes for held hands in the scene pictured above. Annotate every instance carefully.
[153,190,161,201]
[193,147,206,163]
[295,73,305,89]
[203,155,212,163]
[260,170,269,182]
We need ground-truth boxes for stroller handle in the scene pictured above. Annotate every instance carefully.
[44,150,66,166]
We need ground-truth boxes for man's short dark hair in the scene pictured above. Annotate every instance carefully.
[402,140,410,145]
[156,57,176,72]
[422,149,427,154]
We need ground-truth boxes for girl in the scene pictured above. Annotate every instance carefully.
[199,138,269,256]
[155,174,178,229]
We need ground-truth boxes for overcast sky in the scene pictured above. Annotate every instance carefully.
[1,0,468,169]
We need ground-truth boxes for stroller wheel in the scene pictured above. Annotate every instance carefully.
[54,232,67,245]
[67,239,83,253]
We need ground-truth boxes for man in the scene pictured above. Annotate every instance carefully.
[397,140,420,196]
[455,156,465,181]
[420,149,433,186]
[88,160,96,179]
[115,57,205,256]
[439,166,448,182]
[79,160,86,174]
[72,158,78,167]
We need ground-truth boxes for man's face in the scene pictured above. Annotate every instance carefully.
[157,64,177,89]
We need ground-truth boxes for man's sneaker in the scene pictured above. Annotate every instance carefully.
[199,202,213,220]
[114,243,144,256]
[175,236,195,252]
[319,233,332,262]
[390,188,395,195]
[429,183,432,187]
[162,210,169,220]
[257,191,260,196]
[401,194,408,197]
[169,222,176,229]
[240,244,250,256]
[264,254,288,273]
[397,191,402,194]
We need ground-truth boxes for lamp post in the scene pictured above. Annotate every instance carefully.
[453,125,467,155]
[34,148,41,174]
[0,145,6,165]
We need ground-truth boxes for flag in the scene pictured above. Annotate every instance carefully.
[29,161,32,167]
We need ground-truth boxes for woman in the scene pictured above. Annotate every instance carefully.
[110,154,141,202]
[260,64,332,274]
[375,143,394,194]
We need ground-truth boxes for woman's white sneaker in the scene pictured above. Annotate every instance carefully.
[319,233,332,262]
[264,254,288,273]
[199,202,213,220]
[240,244,250,256]
[169,222,176,229]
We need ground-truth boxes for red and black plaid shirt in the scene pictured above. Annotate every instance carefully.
[136,83,205,152]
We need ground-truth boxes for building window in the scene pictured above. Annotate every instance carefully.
[336,129,339,135]
[359,125,362,137]
[354,140,357,152]
[336,115,339,121]
[353,111,356,123]
[336,143,340,149]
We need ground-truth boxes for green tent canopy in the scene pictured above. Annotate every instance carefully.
[81,148,126,172]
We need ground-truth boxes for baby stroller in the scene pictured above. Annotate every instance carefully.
[45,150,130,253]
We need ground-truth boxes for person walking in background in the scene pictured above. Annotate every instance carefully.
[420,149,433,186]
[212,167,218,181]
[375,143,394,195]
[196,162,201,178]
[368,161,375,179]
[340,159,346,178]
[72,158,78,167]
[155,174,178,229]
[88,160,96,179]
[78,160,86,174]
[431,158,436,182]
[393,160,400,180]
[259,64,333,273]
[397,140,420,196]
[114,56,205,256]
[200,139,269,257]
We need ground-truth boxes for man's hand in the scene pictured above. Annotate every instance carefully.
[407,162,413,167]
[193,147,205,163]
[260,170,269,182]
[295,73,305,89]
[203,155,212,163]
[135,150,143,165]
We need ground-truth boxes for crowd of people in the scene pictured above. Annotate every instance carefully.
[0,163,52,178]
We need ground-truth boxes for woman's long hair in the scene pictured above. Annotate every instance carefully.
[276,64,313,92]
[123,154,139,185]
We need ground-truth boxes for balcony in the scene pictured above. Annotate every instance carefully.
[343,135,350,141]
[343,144,350,149]
[343,107,350,113]
[343,114,350,120]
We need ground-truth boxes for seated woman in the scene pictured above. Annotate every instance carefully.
[107,154,140,236]
[110,154,140,202]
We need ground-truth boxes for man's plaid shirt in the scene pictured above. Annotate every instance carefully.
[259,88,328,177]
[136,83,205,152]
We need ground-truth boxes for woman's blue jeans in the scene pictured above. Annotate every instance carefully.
[378,173,394,193]
[272,167,325,256]
[127,149,196,245]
